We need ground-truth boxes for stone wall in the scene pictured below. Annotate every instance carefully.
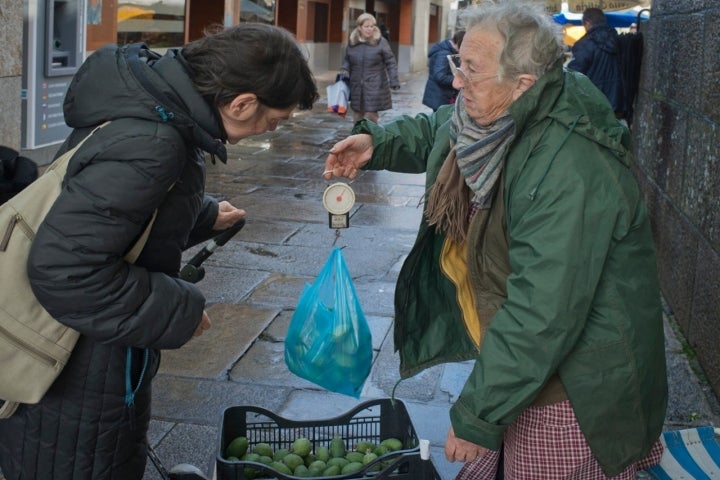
[0,0,23,150]
[632,0,720,397]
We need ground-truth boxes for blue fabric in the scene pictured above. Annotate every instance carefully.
[422,39,458,111]
[284,248,372,398]
[646,426,720,480]
[553,10,649,28]
[567,23,625,113]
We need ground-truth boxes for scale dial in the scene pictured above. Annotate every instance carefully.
[322,182,355,215]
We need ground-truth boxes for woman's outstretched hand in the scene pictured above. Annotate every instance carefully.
[323,134,374,180]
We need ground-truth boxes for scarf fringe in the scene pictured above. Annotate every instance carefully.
[425,149,470,243]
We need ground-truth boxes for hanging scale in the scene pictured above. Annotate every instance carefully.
[322,182,355,244]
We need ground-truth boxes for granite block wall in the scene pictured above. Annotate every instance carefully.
[0,0,23,150]
[632,0,720,397]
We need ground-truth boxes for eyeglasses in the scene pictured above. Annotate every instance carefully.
[447,54,498,83]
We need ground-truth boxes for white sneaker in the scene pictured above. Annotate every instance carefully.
[168,463,209,480]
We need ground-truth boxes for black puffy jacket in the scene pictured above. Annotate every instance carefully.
[0,43,226,480]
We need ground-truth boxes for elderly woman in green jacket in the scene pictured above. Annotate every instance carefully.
[324,2,667,479]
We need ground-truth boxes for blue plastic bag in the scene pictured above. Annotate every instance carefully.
[284,248,372,398]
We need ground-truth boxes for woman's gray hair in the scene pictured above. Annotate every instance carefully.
[458,0,564,81]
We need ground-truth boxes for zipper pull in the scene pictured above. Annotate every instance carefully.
[0,214,19,252]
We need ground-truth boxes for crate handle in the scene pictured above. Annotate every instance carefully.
[222,398,408,428]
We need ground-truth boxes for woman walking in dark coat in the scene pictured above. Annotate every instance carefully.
[341,13,400,124]
[0,23,317,480]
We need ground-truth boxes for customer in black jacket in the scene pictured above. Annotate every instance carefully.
[0,23,317,480]
[567,8,625,117]
[422,30,465,111]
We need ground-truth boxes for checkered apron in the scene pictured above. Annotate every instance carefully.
[455,400,663,480]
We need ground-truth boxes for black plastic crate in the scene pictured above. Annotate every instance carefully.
[216,398,440,480]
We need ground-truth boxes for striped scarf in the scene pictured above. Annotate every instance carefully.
[425,94,515,242]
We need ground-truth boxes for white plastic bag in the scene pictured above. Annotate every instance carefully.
[326,77,350,118]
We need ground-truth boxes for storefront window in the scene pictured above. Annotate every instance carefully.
[117,0,186,47]
[240,0,275,24]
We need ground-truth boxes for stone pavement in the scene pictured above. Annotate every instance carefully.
[139,69,720,480]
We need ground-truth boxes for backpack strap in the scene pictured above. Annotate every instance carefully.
[46,121,112,179]
[124,179,175,264]
[0,399,18,418]
[124,210,157,264]
[56,121,161,265]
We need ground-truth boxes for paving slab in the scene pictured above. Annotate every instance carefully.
[189,263,269,305]
[152,376,290,426]
[158,304,279,378]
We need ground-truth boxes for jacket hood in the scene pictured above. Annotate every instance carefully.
[428,39,455,59]
[586,23,619,55]
[349,27,382,46]
[63,44,227,162]
[509,59,630,165]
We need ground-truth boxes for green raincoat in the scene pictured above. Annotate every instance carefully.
[354,61,667,476]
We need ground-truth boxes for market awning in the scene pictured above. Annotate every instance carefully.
[553,9,649,28]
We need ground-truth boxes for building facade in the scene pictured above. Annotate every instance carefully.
[3,0,454,159]
[89,0,455,75]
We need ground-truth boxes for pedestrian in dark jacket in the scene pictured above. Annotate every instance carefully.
[422,30,465,111]
[341,12,400,124]
[0,146,38,203]
[0,23,317,480]
[567,8,625,116]
[324,2,665,479]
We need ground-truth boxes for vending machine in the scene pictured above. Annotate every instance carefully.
[22,0,85,149]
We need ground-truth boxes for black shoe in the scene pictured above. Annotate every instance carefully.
[168,463,209,480]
